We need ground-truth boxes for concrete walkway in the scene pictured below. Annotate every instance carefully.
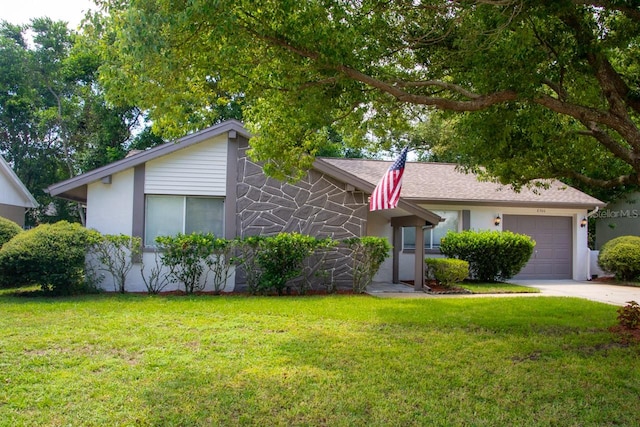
[366,280,640,306]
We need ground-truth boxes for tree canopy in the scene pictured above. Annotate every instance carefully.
[95,0,640,193]
[0,18,164,223]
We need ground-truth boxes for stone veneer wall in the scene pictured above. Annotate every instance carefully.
[235,142,369,290]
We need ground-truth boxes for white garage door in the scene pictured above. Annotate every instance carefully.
[503,215,572,280]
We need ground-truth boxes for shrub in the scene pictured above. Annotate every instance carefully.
[617,301,640,330]
[91,234,142,293]
[255,233,321,295]
[344,236,391,293]
[598,236,640,281]
[140,251,171,294]
[235,236,265,294]
[0,217,22,248]
[440,230,535,282]
[207,237,237,294]
[425,258,469,289]
[0,221,100,294]
[156,232,217,294]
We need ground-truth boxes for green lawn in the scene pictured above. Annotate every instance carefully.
[0,292,638,426]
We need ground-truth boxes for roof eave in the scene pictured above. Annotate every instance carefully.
[313,158,442,225]
[407,198,607,209]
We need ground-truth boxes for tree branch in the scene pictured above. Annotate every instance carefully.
[566,169,638,188]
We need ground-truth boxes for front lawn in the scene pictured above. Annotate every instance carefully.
[0,293,638,426]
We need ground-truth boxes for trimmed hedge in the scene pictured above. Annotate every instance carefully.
[598,235,640,281]
[440,230,535,282]
[0,221,100,293]
[0,217,22,248]
[425,258,469,288]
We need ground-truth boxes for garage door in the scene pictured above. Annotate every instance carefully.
[503,215,572,280]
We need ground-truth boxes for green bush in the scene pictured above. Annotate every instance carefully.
[235,236,265,294]
[617,301,640,330]
[0,217,22,248]
[0,221,100,294]
[344,236,391,293]
[440,230,535,282]
[598,236,640,281]
[156,232,217,294]
[91,234,142,293]
[255,233,322,295]
[425,258,469,289]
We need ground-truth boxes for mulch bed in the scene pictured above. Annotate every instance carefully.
[402,280,472,295]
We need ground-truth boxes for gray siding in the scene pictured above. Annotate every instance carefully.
[0,204,25,227]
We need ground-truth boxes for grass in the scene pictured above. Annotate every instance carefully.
[0,291,638,426]
[461,281,540,294]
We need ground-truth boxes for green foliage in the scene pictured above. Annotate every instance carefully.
[139,251,171,294]
[155,233,217,294]
[345,236,392,293]
[0,19,144,224]
[617,301,640,330]
[440,230,535,282]
[425,258,469,289]
[0,221,100,294]
[91,234,142,293]
[96,1,640,192]
[598,236,640,281]
[234,236,265,294]
[207,237,237,294]
[254,233,322,295]
[0,217,22,248]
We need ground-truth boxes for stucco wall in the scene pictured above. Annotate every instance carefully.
[86,169,135,234]
[235,144,368,290]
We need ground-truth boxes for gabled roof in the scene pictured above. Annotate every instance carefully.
[0,155,38,208]
[318,158,605,209]
[313,158,442,225]
[48,120,250,202]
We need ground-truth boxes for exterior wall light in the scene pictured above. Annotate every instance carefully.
[580,217,588,228]
[494,215,501,226]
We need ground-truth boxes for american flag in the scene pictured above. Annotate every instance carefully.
[369,147,409,211]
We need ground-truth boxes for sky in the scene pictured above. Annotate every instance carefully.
[1,0,97,29]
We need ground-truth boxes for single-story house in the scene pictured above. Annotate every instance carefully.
[0,155,38,227]
[48,120,604,292]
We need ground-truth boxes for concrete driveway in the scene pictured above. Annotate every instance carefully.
[511,280,640,306]
[367,280,640,306]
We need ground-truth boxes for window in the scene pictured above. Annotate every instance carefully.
[403,210,459,251]
[145,195,224,246]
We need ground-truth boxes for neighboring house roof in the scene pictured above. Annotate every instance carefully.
[48,120,251,202]
[0,155,38,208]
[319,158,605,209]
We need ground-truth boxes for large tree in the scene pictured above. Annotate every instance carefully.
[95,0,640,191]
[0,18,147,223]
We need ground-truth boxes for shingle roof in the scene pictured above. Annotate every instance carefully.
[319,158,605,208]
